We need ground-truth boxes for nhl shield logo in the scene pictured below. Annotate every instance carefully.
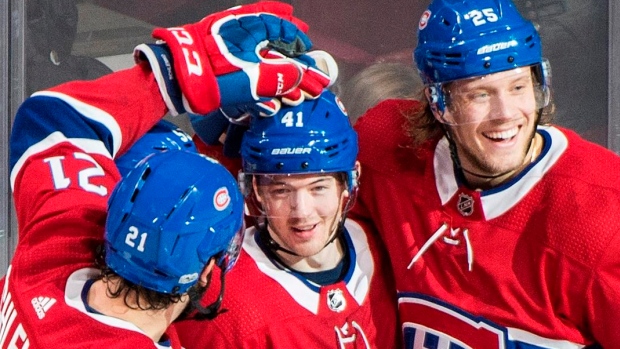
[457,193,474,217]
[327,289,346,313]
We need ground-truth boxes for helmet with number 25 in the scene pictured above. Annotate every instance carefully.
[105,150,244,295]
[414,0,551,120]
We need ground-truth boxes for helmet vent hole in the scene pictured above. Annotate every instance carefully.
[441,18,451,26]
[141,167,152,180]
[325,144,338,152]
[276,162,284,169]
[130,189,140,202]
[301,162,309,169]
[525,35,535,48]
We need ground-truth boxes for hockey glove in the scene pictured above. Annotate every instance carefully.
[190,105,254,158]
[135,1,334,116]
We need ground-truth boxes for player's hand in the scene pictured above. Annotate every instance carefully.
[134,1,336,116]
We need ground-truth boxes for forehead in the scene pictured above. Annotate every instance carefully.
[451,66,532,89]
[256,173,338,186]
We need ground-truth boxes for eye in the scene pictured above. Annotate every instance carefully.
[512,84,527,93]
[468,91,490,103]
[311,185,329,193]
[268,186,290,198]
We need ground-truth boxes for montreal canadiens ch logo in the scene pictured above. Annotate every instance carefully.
[419,10,431,30]
[214,187,231,211]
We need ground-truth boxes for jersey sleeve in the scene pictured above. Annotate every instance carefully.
[9,65,167,246]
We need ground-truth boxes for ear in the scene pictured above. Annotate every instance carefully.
[198,258,216,287]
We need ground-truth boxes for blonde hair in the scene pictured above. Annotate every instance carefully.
[338,62,423,124]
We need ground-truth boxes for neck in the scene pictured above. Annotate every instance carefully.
[461,132,543,190]
[276,237,345,273]
[88,280,187,342]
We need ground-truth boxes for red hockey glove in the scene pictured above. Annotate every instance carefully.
[260,49,338,107]
[136,1,334,116]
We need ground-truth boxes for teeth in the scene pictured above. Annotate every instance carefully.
[485,127,518,140]
[294,224,316,231]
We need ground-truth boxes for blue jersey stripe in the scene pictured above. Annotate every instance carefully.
[10,94,121,172]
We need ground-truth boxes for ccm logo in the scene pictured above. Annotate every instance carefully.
[271,148,312,155]
[168,27,203,76]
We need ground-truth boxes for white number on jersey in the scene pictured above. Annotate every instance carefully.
[44,152,107,196]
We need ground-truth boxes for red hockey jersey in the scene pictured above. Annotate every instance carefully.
[0,66,184,348]
[174,219,400,349]
[350,99,620,348]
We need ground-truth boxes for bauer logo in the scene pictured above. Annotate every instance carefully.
[477,40,518,55]
[271,147,312,155]
[214,187,231,211]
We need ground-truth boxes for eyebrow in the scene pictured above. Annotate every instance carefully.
[262,176,333,187]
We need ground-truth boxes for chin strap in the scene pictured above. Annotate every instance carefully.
[258,224,302,257]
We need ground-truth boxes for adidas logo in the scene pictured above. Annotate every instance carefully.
[31,296,56,319]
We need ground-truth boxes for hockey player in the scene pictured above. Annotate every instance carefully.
[174,90,400,349]
[0,2,337,348]
[350,0,620,347]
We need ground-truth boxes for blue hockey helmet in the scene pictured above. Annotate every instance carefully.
[105,150,244,295]
[239,90,359,194]
[115,120,197,177]
[414,0,551,116]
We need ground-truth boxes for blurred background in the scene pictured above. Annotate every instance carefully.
[1,0,618,274]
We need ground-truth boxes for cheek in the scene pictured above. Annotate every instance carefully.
[449,124,479,145]
[316,195,343,217]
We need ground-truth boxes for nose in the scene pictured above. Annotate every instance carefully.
[489,93,519,121]
[289,190,313,218]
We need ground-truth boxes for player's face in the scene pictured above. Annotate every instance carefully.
[441,67,539,180]
[256,173,346,258]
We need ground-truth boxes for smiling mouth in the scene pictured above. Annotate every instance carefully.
[483,126,519,141]
[292,223,318,232]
